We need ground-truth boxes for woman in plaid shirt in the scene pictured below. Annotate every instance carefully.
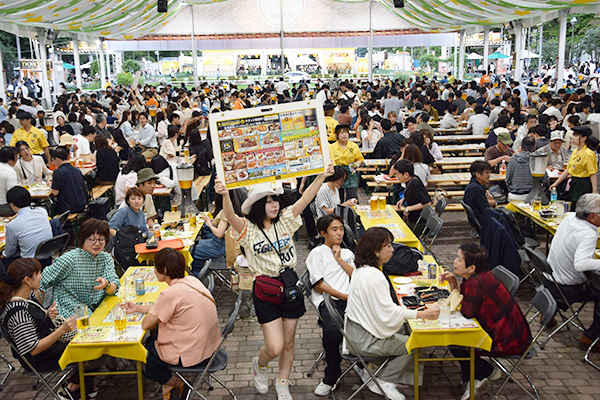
[441,243,532,400]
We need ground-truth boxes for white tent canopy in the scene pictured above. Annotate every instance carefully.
[467,53,483,60]
[295,55,317,65]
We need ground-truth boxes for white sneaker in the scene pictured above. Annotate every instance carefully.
[488,366,502,381]
[461,378,489,400]
[314,381,332,396]
[252,356,269,394]
[248,315,258,323]
[355,368,405,400]
[275,378,293,400]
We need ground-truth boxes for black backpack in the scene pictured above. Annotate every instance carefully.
[382,243,423,276]
[334,205,360,252]
[194,139,214,176]
[113,225,145,270]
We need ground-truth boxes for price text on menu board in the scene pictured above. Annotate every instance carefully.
[210,101,330,189]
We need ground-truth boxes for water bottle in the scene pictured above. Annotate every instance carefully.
[153,220,161,241]
[550,187,557,203]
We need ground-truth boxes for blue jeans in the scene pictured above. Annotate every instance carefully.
[191,228,225,275]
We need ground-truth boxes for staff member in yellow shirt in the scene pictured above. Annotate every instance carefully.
[324,102,338,143]
[550,126,598,211]
[329,124,364,202]
[9,111,50,165]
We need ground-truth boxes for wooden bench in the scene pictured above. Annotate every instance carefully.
[194,175,211,211]
[92,184,114,199]
[427,190,465,198]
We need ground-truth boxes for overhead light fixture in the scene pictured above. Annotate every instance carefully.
[47,29,56,41]
[157,0,168,13]
[393,0,405,8]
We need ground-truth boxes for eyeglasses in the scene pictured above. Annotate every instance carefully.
[87,236,106,244]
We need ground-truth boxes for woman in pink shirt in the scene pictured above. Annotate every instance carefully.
[125,248,220,399]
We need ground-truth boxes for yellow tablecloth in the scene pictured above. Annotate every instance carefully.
[506,201,561,236]
[58,267,168,369]
[357,205,424,252]
[405,319,492,354]
[136,224,202,266]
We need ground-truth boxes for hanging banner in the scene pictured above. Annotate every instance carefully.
[210,101,330,189]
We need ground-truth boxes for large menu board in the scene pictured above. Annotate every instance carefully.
[209,101,330,189]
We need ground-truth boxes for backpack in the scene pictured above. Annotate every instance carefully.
[334,205,360,252]
[113,225,145,270]
[194,139,214,176]
[382,243,423,276]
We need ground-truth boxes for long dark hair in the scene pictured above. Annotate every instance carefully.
[150,154,170,175]
[247,195,281,229]
[354,227,394,268]
[122,153,146,174]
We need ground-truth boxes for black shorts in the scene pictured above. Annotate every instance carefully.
[253,281,306,324]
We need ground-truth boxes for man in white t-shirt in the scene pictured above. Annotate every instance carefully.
[72,125,95,158]
[466,105,490,136]
[274,77,290,95]
[306,214,355,397]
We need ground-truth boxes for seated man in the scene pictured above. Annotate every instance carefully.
[372,119,404,160]
[306,215,355,397]
[506,136,537,202]
[466,105,489,136]
[50,148,87,215]
[399,116,417,139]
[440,104,459,130]
[484,128,514,173]
[464,161,496,224]
[390,159,432,233]
[544,193,600,349]
[415,111,434,137]
[1,186,53,266]
[0,146,18,217]
[73,125,96,160]
[539,130,569,170]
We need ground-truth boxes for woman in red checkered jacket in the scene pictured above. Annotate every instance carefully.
[441,243,532,400]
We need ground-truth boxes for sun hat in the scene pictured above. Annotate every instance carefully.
[58,134,75,146]
[241,182,284,215]
[549,130,565,141]
[497,130,513,145]
[137,168,159,184]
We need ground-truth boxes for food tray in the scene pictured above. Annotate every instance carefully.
[415,287,450,302]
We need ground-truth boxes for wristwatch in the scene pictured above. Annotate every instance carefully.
[103,280,111,291]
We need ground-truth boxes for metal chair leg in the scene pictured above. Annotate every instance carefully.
[0,353,14,391]
[581,337,600,372]
[307,351,325,377]
[209,373,238,400]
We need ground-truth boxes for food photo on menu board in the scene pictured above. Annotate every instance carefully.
[210,101,331,189]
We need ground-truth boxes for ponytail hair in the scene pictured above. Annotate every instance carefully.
[0,258,41,309]
[458,243,489,274]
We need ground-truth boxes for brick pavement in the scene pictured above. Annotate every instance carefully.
[1,189,600,400]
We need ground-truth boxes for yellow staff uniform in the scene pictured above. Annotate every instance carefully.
[325,116,339,142]
[10,126,49,155]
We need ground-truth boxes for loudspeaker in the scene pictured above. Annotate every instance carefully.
[157,0,168,13]
[394,0,405,7]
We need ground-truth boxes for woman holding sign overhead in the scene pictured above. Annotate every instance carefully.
[329,124,364,203]
[215,162,333,400]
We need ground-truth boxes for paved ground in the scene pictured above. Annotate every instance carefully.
[1,187,600,400]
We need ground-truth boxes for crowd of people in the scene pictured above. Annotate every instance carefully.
[0,71,599,400]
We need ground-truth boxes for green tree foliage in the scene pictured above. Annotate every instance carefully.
[122,59,141,74]
[90,59,99,77]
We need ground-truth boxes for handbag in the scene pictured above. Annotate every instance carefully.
[254,276,284,304]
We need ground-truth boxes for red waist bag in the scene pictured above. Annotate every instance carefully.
[254,276,284,304]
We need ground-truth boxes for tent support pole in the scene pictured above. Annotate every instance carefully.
[458,29,465,81]
[538,24,543,78]
[280,0,285,77]
[98,38,106,90]
[72,34,82,90]
[483,26,489,74]
[557,10,568,92]
[191,5,198,88]
[368,0,373,82]
[514,20,523,83]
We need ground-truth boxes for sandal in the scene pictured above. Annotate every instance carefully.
[162,384,175,400]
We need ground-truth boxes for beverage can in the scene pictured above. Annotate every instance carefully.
[136,279,145,296]
[428,263,437,280]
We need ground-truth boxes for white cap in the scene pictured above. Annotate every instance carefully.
[550,130,564,141]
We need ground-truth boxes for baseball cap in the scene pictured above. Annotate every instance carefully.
[550,130,565,141]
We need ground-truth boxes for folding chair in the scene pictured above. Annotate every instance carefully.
[460,200,481,239]
[297,270,325,378]
[524,247,586,349]
[414,205,434,236]
[194,262,215,294]
[491,265,520,296]
[0,326,73,400]
[581,271,600,372]
[420,214,443,261]
[322,294,393,400]
[434,196,447,217]
[490,287,557,400]
[0,335,15,392]
[204,257,230,299]
[53,210,70,231]
[169,299,241,400]
[35,233,69,260]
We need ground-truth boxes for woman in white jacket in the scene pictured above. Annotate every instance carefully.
[150,155,181,206]
[13,141,52,185]
[345,227,439,400]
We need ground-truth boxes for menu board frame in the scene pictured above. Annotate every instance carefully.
[209,101,331,189]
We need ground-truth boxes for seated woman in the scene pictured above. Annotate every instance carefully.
[401,144,431,186]
[159,125,179,163]
[109,188,150,239]
[114,153,146,206]
[0,258,101,399]
[441,243,532,400]
[124,248,220,399]
[345,227,439,400]
[150,155,182,206]
[40,218,120,318]
[311,165,356,219]
[13,140,52,186]
[95,136,120,183]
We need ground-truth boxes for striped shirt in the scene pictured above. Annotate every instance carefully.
[40,248,120,318]
[232,208,302,277]
[311,183,340,219]
[0,294,40,356]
